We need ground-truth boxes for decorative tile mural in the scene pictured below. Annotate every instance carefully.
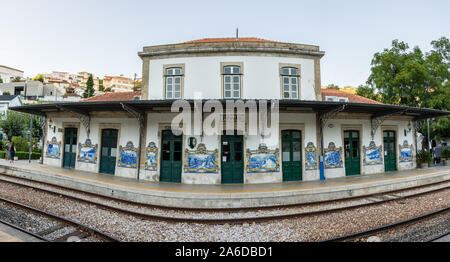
[144,142,158,171]
[77,139,98,164]
[363,141,383,166]
[246,144,280,173]
[46,137,61,159]
[184,144,219,173]
[305,142,318,170]
[118,141,138,169]
[399,140,414,162]
[324,142,343,169]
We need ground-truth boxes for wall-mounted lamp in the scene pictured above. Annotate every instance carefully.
[404,121,412,136]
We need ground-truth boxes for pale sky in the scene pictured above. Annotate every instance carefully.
[1,0,449,87]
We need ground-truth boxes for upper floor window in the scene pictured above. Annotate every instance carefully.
[222,65,242,99]
[164,66,183,99]
[281,66,300,99]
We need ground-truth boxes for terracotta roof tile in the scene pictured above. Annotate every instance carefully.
[322,89,382,104]
[84,91,141,102]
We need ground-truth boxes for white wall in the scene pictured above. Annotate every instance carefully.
[148,55,316,101]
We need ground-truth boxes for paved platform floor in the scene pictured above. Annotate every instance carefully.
[0,159,449,209]
[0,222,43,242]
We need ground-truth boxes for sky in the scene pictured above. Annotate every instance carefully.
[0,0,449,87]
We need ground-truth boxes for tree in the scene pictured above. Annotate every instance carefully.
[356,85,381,102]
[32,74,44,83]
[0,110,28,137]
[83,74,95,98]
[367,36,450,143]
[2,91,11,95]
[0,77,3,83]
[326,84,340,90]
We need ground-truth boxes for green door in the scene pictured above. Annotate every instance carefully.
[282,130,302,182]
[160,130,183,183]
[384,131,397,172]
[63,128,77,169]
[344,130,361,176]
[221,134,244,184]
[99,129,118,175]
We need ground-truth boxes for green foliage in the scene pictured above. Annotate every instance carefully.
[356,85,381,102]
[326,84,340,90]
[0,77,3,83]
[12,136,29,152]
[367,36,450,140]
[32,74,44,83]
[0,110,28,137]
[0,151,41,160]
[441,149,450,159]
[83,74,95,98]
[2,91,11,95]
[416,150,432,164]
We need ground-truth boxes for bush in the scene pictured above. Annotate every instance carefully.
[11,136,29,152]
[442,149,450,159]
[0,151,41,160]
[416,150,432,164]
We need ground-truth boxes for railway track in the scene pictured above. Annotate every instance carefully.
[0,172,448,225]
[0,196,121,242]
[321,207,450,242]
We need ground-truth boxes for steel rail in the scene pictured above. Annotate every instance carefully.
[0,171,448,212]
[0,219,50,242]
[0,173,448,224]
[0,196,122,242]
[320,207,450,242]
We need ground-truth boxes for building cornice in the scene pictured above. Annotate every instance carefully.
[138,41,325,59]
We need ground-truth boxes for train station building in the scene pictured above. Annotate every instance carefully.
[11,38,449,185]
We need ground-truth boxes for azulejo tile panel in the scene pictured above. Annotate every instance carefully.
[118,141,138,169]
[184,144,219,174]
[145,142,158,171]
[324,142,343,169]
[46,137,61,159]
[399,140,414,162]
[363,141,383,166]
[77,139,98,164]
[305,142,318,170]
[246,144,280,173]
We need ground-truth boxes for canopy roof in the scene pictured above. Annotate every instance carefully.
[10,100,449,121]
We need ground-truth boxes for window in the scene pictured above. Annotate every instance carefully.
[222,65,241,99]
[281,66,300,99]
[164,67,183,99]
[325,96,349,102]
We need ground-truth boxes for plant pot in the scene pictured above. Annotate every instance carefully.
[443,159,448,166]
[427,162,432,168]
[417,163,423,168]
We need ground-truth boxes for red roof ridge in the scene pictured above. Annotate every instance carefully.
[84,91,141,102]
[322,89,382,104]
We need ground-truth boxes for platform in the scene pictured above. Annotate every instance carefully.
[0,159,449,209]
[0,222,43,242]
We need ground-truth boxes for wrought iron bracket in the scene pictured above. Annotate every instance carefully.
[121,103,145,130]
[318,105,347,129]
[370,109,409,140]
[56,105,91,138]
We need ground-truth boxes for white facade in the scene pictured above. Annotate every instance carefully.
[147,56,317,100]
[36,39,423,185]
[0,65,23,83]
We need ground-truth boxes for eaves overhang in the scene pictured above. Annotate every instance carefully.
[10,100,449,121]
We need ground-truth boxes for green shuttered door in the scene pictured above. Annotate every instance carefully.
[63,128,77,169]
[160,130,183,183]
[344,130,360,176]
[100,129,118,175]
[221,134,244,184]
[384,131,397,172]
[282,130,302,182]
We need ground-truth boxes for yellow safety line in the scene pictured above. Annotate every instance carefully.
[1,163,448,194]
[0,231,24,242]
